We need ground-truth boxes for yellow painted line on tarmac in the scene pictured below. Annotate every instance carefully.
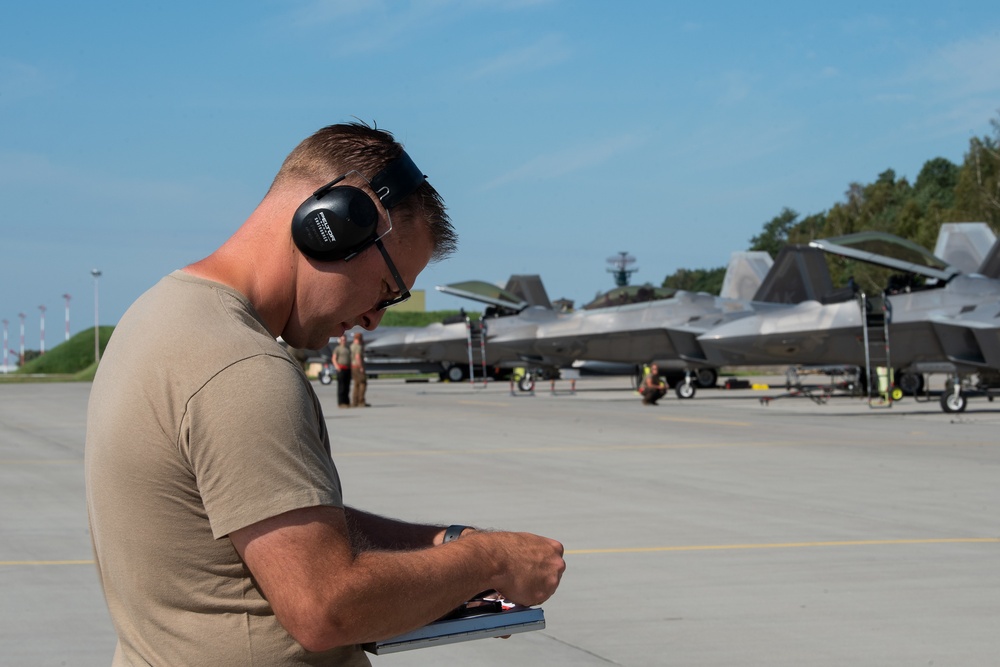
[338,441,783,457]
[6,539,995,565]
[0,560,94,566]
[338,438,1000,458]
[455,400,511,408]
[567,537,1000,555]
[656,416,754,427]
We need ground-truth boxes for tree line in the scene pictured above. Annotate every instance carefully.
[663,112,1000,295]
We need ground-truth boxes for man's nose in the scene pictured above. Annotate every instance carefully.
[358,309,386,331]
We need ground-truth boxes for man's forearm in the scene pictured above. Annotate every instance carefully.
[344,506,456,551]
[231,506,564,651]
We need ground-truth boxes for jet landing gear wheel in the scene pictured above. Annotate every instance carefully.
[897,371,923,396]
[440,364,467,382]
[939,389,967,413]
[694,368,717,388]
[675,382,696,399]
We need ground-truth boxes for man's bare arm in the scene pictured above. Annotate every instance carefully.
[343,506,452,551]
[230,505,564,652]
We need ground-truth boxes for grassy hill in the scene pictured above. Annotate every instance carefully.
[379,310,479,327]
[7,312,469,381]
[15,326,114,377]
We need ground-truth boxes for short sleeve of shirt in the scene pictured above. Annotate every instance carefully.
[182,353,343,539]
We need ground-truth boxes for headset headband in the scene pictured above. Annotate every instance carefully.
[370,151,426,209]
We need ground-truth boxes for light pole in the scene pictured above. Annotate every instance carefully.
[91,269,102,363]
[38,305,46,354]
[2,319,8,373]
[63,294,71,341]
[18,312,25,366]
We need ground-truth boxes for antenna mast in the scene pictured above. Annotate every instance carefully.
[606,252,638,287]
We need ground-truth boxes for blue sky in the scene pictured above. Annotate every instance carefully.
[3,1,1000,349]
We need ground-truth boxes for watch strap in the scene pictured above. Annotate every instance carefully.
[443,524,470,543]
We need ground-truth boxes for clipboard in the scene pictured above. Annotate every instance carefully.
[363,605,545,655]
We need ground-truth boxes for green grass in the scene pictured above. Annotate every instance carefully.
[4,311,474,382]
[379,310,479,327]
[12,327,113,378]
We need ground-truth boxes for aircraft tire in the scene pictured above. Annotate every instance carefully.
[444,364,467,382]
[675,382,696,399]
[897,371,923,396]
[695,368,717,388]
[939,390,967,413]
[318,372,333,386]
[517,375,536,392]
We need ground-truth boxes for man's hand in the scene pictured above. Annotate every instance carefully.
[230,506,565,651]
[465,531,566,607]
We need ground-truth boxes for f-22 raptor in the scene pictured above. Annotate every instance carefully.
[366,253,776,396]
[695,224,1000,412]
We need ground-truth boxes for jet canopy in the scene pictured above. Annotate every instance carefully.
[436,280,529,312]
[582,284,678,310]
[809,231,961,284]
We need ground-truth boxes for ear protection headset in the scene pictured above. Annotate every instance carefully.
[291,151,426,262]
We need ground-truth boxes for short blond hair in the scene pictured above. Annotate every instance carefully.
[272,122,456,261]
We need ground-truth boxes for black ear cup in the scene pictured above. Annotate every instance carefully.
[291,185,380,262]
[290,150,426,262]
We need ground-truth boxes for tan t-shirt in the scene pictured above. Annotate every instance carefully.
[332,344,352,369]
[349,342,365,370]
[85,271,370,666]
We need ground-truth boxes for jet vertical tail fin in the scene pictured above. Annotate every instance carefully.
[934,222,997,274]
[977,238,1000,279]
[752,245,836,304]
[503,275,553,309]
[719,251,774,300]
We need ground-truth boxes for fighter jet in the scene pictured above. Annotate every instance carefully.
[365,253,775,393]
[696,226,1000,412]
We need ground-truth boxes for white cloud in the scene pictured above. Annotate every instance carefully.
[872,92,914,103]
[0,151,245,240]
[281,0,558,57]
[716,69,757,105]
[0,58,49,105]
[840,14,893,35]
[479,134,641,190]
[0,151,194,203]
[281,0,443,55]
[893,32,1000,136]
[285,0,374,28]
[468,0,557,8]
[916,33,1000,97]
[467,34,572,80]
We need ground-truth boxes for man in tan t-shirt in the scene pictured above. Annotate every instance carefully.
[85,123,565,666]
[350,332,369,407]
[332,334,352,407]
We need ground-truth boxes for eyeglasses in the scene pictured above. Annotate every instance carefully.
[324,171,411,311]
[374,238,411,311]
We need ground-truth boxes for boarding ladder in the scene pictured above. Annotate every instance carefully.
[465,317,488,387]
[859,292,893,407]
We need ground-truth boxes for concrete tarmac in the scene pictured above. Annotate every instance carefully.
[1,375,998,666]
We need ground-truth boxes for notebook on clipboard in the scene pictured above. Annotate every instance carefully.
[363,602,545,655]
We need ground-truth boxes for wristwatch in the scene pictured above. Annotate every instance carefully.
[443,524,470,543]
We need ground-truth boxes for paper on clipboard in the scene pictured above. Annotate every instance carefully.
[362,605,545,655]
